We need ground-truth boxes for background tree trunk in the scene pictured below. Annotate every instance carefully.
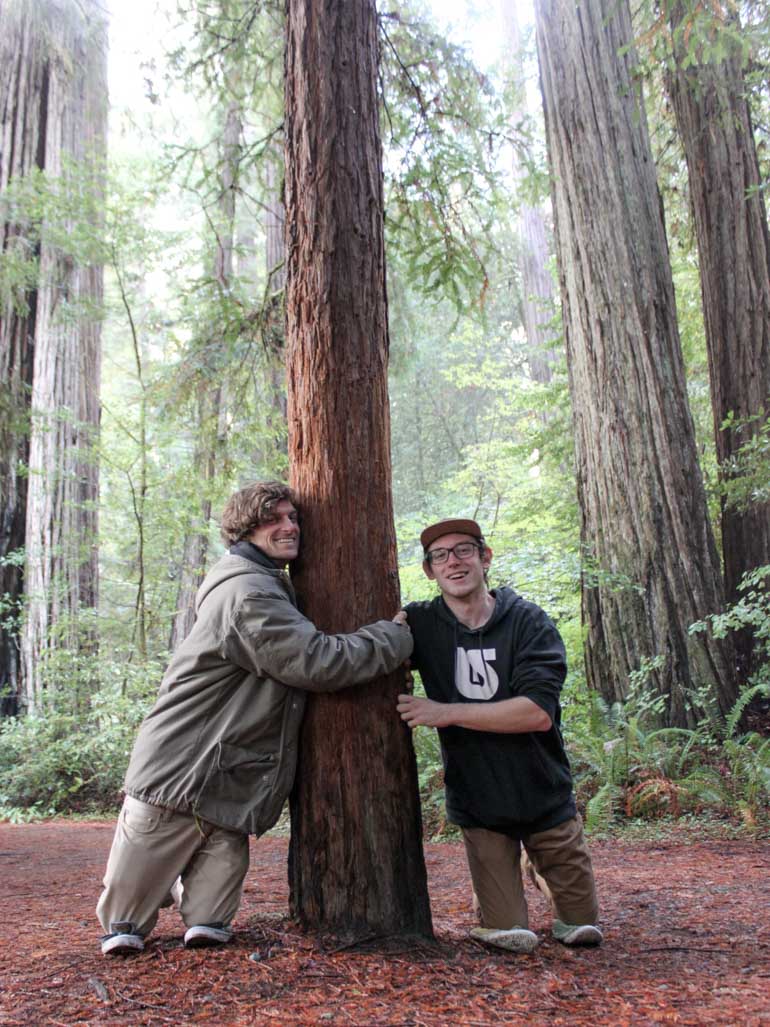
[2,0,107,712]
[0,1,47,715]
[535,0,737,727]
[284,0,432,938]
[501,0,558,386]
[666,1,770,680]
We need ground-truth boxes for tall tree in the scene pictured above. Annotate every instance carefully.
[501,0,558,386]
[169,90,241,648]
[665,1,770,677]
[534,0,737,727]
[0,1,43,714]
[1,0,108,712]
[284,0,432,937]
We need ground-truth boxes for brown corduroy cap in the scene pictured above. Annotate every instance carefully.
[420,518,483,552]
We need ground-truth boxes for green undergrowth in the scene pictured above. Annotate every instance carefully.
[0,649,164,823]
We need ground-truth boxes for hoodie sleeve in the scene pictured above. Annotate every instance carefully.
[509,604,567,720]
[224,591,413,691]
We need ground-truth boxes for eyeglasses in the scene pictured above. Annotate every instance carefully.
[426,542,481,565]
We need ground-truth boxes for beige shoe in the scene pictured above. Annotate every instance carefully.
[101,932,144,953]
[470,926,539,953]
[184,923,233,949]
[554,922,603,947]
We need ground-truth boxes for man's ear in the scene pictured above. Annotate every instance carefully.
[423,558,436,581]
[481,546,493,569]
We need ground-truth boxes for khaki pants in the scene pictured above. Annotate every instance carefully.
[462,815,598,930]
[96,796,249,938]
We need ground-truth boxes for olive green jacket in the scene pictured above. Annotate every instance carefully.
[124,551,412,835]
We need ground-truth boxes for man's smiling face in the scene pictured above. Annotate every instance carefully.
[248,499,300,566]
[423,532,491,600]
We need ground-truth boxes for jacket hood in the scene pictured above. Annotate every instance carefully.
[432,585,519,633]
[195,551,287,611]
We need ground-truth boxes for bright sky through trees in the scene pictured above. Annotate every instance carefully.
[107,1,536,117]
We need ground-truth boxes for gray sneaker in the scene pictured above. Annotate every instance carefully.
[554,922,603,947]
[184,923,233,949]
[470,926,539,953]
[101,921,144,956]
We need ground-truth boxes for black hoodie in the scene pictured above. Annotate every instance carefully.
[406,586,576,836]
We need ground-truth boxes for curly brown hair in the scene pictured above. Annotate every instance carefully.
[220,481,298,545]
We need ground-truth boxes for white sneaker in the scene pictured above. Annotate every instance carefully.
[557,924,603,947]
[470,926,539,953]
[184,923,233,949]
[101,932,144,956]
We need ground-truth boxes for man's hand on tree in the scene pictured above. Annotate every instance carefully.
[397,694,450,729]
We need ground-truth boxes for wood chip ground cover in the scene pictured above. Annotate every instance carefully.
[1,822,768,1025]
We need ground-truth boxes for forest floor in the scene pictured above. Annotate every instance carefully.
[1,820,768,1026]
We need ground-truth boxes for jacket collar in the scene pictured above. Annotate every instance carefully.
[229,539,282,571]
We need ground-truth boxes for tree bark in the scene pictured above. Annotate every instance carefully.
[534,0,737,726]
[666,2,770,678]
[264,145,288,450]
[0,1,46,714]
[284,0,432,938]
[1,0,107,712]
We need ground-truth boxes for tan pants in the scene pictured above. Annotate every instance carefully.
[96,796,249,938]
[462,815,598,930]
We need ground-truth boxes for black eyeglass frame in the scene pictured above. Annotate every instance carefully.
[425,541,483,566]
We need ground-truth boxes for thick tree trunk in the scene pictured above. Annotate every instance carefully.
[501,0,558,385]
[264,147,288,447]
[666,2,770,679]
[0,2,47,714]
[535,0,737,727]
[519,207,557,384]
[170,96,240,649]
[1,0,107,712]
[284,0,432,938]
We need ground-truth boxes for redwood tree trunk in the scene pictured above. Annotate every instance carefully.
[0,2,45,714]
[284,0,432,938]
[264,146,288,449]
[534,0,736,726]
[2,0,107,712]
[666,2,770,679]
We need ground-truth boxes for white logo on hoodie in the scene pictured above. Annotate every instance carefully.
[455,647,498,700]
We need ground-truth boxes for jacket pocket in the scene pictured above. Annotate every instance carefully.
[194,742,278,835]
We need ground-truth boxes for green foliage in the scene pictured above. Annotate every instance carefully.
[0,652,163,819]
[717,410,770,512]
[566,683,770,834]
[411,723,450,837]
[690,565,770,673]
[380,1,510,311]
[633,0,767,73]
[721,731,770,827]
[0,550,25,642]
[0,157,108,322]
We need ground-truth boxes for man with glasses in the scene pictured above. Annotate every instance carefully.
[396,518,600,954]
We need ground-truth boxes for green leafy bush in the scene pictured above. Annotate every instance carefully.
[568,684,770,833]
[0,651,162,820]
